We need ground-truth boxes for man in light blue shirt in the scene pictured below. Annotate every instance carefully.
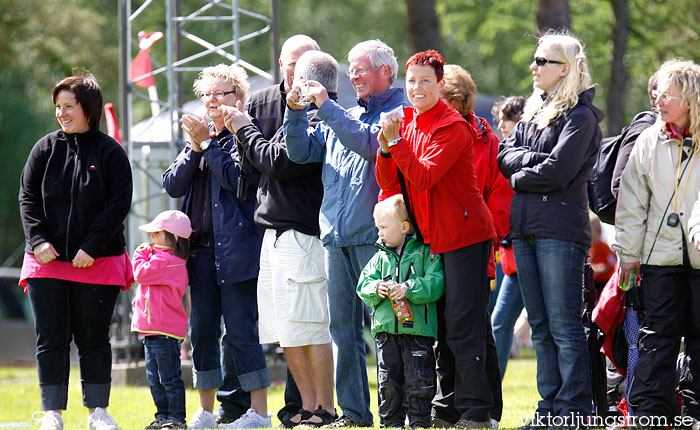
[284,39,405,428]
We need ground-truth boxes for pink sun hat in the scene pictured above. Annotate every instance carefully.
[138,210,192,239]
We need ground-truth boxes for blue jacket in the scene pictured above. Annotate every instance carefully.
[163,130,262,285]
[284,87,406,247]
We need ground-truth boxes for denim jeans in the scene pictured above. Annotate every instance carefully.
[26,278,120,410]
[376,333,435,428]
[188,247,270,392]
[216,332,251,420]
[512,237,591,417]
[324,244,376,426]
[491,273,524,379]
[144,336,186,422]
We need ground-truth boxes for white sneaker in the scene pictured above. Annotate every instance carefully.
[87,408,120,430]
[490,418,499,429]
[33,411,63,430]
[218,409,271,429]
[187,408,217,429]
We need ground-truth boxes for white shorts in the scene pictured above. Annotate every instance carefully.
[257,229,331,347]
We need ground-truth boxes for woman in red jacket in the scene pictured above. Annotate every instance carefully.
[375,50,496,429]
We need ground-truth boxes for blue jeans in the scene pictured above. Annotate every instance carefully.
[144,336,186,422]
[325,244,376,426]
[216,332,251,419]
[491,273,524,379]
[188,247,270,391]
[26,278,120,410]
[512,237,591,417]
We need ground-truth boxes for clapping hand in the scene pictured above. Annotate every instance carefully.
[378,109,403,153]
[181,114,210,150]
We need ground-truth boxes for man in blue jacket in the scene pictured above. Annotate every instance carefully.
[284,39,405,428]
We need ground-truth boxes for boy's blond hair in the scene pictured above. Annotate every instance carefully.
[374,194,414,233]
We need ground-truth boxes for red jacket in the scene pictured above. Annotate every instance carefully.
[466,112,513,277]
[376,100,495,254]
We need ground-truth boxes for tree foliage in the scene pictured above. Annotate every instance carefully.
[0,0,117,265]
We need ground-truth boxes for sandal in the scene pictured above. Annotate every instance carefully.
[281,409,313,428]
[298,407,338,428]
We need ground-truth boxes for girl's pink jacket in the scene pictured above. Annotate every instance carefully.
[130,244,188,339]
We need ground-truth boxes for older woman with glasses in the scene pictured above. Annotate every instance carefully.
[614,60,700,426]
[163,64,270,429]
[497,33,603,427]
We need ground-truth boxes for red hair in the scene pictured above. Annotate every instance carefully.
[405,50,445,81]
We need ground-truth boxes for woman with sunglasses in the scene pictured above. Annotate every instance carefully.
[614,60,700,426]
[497,33,603,427]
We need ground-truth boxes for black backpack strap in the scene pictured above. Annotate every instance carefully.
[397,168,423,243]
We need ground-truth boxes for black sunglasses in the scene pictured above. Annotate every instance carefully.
[534,57,565,66]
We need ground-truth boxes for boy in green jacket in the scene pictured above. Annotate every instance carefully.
[357,194,445,429]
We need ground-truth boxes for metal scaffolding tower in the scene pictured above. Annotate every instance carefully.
[114,0,279,363]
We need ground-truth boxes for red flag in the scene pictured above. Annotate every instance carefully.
[130,50,155,88]
[129,31,163,88]
[103,103,123,145]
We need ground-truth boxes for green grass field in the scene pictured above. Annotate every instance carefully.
[0,356,538,430]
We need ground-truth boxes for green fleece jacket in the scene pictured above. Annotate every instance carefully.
[357,236,445,340]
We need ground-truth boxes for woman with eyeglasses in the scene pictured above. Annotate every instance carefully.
[497,33,603,426]
[163,64,270,429]
[614,60,700,424]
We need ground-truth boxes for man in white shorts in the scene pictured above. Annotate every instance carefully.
[222,50,339,427]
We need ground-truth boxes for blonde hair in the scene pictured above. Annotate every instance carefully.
[442,64,477,116]
[655,59,700,147]
[523,33,593,129]
[374,194,410,224]
[193,63,250,105]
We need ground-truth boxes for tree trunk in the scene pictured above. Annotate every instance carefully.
[404,0,441,53]
[606,0,629,135]
[537,0,571,33]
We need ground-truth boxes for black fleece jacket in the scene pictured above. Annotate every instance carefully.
[19,128,133,261]
[497,88,604,246]
[235,106,326,236]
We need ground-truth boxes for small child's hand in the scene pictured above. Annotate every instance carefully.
[135,242,154,254]
[389,283,407,301]
[376,282,391,298]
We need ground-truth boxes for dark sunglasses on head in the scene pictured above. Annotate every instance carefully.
[534,57,565,66]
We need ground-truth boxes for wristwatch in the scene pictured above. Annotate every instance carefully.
[199,138,212,151]
[388,137,402,148]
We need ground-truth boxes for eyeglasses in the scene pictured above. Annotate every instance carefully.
[200,90,236,100]
[346,66,377,77]
[533,57,565,67]
[652,91,682,103]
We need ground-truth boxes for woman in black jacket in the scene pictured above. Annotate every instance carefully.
[19,73,133,430]
[497,33,603,427]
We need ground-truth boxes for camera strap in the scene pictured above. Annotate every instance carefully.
[645,141,695,265]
